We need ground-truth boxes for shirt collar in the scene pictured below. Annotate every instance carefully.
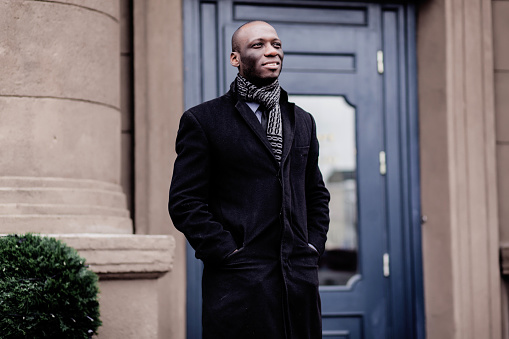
[245,101,260,113]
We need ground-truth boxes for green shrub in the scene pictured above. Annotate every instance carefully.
[0,233,101,338]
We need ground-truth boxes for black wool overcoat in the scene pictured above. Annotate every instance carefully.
[169,88,330,339]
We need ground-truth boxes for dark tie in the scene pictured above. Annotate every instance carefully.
[260,107,268,131]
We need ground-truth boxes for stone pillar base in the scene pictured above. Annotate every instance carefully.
[52,234,175,339]
[0,177,132,234]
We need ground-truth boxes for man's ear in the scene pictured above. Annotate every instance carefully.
[230,52,240,67]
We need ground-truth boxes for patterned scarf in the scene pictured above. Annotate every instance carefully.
[231,74,283,163]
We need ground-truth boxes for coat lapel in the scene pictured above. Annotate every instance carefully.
[234,99,277,163]
[232,89,296,167]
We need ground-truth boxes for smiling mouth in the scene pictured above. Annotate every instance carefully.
[263,62,280,67]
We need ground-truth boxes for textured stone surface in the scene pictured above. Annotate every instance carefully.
[0,215,131,234]
[0,99,132,235]
[498,145,509,243]
[53,233,175,278]
[0,177,132,233]
[0,176,132,233]
[50,0,118,20]
[419,0,501,337]
[493,1,509,70]
[98,279,158,338]
[495,72,509,142]
[133,1,186,338]
[0,97,121,182]
[52,233,174,339]
[417,2,455,338]
[0,0,120,107]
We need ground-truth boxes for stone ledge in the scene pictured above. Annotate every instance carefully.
[0,217,132,234]
[50,233,175,280]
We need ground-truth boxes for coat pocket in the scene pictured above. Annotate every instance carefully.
[222,246,245,265]
[291,146,309,173]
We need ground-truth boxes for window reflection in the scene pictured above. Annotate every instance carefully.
[289,95,358,286]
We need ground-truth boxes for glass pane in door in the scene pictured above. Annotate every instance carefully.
[289,95,358,287]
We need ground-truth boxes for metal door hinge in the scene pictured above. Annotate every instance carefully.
[377,50,384,74]
[379,151,387,175]
[383,253,390,277]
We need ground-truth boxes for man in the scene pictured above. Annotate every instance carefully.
[169,21,330,339]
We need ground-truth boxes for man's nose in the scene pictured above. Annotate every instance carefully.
[265,44,279,56]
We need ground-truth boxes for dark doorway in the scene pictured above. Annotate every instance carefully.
[183,1,424,338]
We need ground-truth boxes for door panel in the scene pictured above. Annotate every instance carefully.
[225,9,387,335]
[226,7,388,338]
[288,95,358,287]
[183,1,423,338]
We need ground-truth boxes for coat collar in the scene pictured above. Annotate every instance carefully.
[229,88,295,167]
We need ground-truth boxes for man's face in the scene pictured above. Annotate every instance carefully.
[230,22,284,86]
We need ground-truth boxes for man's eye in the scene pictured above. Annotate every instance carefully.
[252,43,262,48]
[273,43,282,48]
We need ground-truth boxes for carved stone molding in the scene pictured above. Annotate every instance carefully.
[52,233,175,279]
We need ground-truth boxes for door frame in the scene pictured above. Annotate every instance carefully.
[182,1,424,338]
[378,4,425,338]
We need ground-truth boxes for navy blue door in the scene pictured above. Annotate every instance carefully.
[183,2,424,338]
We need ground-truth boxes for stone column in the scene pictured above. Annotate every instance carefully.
[0,0,131,233]
[418,0,501,337]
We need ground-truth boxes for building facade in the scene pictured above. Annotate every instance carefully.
[1,0,509,338]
